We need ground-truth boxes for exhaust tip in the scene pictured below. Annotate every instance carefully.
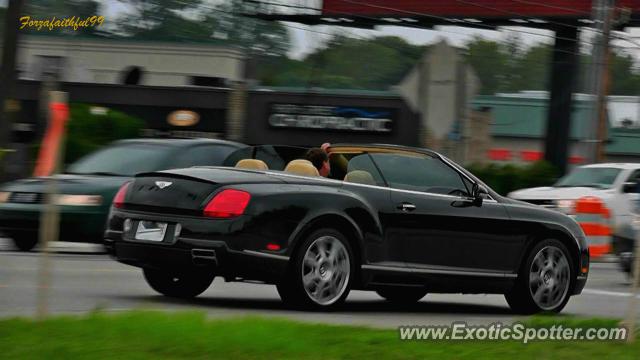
[191,249,217,266]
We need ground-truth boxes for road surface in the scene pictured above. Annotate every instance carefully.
[0,239,638,328]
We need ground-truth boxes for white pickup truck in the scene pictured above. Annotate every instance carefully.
[508,163,640,274]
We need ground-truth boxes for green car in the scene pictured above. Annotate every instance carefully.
[0,138,246,251]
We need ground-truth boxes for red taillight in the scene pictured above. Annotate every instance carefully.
[266,243,281,251]
[113,182,131,208]
[203,189,251,218]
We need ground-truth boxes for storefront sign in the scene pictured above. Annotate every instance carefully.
[167,110,200,127]
[269,104,393,133]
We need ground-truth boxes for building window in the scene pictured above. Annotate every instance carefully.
[121,66,144,85]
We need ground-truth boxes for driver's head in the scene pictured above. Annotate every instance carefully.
[305,148,330,177]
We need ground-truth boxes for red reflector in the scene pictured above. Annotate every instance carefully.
[266,243,281,251]
[488,148,512,161]
[204,189,251,218]
[569,155,585,164]
[113,182,131,208]
[520,150,542,162]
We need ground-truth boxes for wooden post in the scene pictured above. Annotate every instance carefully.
[0,0,26,181]
[626,216,640,343]
[226,81,247,142]
[36,91,69,320]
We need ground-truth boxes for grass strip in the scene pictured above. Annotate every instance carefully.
[0,311,637,359]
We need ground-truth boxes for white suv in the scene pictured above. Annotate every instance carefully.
[508,163,640,273]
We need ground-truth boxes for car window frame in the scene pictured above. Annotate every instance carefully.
[627,169,640,183]
[364,151,475,199]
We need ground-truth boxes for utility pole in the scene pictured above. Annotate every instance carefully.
[0,0,25,179]
[595,0,615,163]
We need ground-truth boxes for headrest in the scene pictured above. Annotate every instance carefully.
[344,170,376,185]
[284,159,319,177]
[235,159,268,170]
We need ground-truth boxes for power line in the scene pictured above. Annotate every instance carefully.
[333,0,588,44]
[249,0,591,58]
[509,0,593,15]
[455,0,597,35]
[331,0,590,58]
[165,2,640,73]
[204,3,611,69]
[246,0,640,57]
[243,0,320,12]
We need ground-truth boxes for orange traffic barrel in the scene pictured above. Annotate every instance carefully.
[574,196,612,258]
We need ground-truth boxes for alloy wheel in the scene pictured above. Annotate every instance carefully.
[301,235,351,306]
[528,245,571,310]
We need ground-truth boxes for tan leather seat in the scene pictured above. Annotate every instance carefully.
[235,159,269,171]
[284,159,319,177]
[344,170,376,185]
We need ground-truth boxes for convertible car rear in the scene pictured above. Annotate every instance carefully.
[104,144,589,313]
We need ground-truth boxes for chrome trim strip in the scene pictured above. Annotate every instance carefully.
[577,275,588,280]
[361,264,517,278]
[242,250,290,261]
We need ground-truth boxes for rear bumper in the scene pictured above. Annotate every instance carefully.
[0,203,107,243]
[104,207,292,283]
[573,276,588,295]
[105,231,289,283]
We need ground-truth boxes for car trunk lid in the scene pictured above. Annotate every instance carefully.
[124,167,284,214]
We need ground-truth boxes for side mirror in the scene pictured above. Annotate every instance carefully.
[623,182,639,193]
[473,184,489,206]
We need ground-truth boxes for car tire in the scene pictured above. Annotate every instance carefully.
[376,287,428,304]
[12,232,38,252]
[277,228,354,311]
[505,239,574,314]
[143,268,214,298]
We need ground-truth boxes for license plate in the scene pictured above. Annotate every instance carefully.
[135,221,168,242]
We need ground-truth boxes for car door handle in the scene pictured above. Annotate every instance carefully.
[397,203,416,212]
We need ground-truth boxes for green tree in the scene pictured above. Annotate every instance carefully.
[510,44,551,91]
[259,35,425,90]
[609,49,640,95]
[115,0,291,57]
[214,0,291,58]
[23,0,106,36]
[65,103,144,163]
[464,37,509,95]
[115,0,214,42]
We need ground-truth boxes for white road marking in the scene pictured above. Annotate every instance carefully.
[583,288,640,299]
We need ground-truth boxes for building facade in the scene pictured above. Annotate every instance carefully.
[7,35,245,86]
[472,92,640,165]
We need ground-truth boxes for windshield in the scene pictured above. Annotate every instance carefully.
[554,167,622,189]
[67,143,173,176]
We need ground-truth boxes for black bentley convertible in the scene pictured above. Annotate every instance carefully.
[104,144,589,313]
